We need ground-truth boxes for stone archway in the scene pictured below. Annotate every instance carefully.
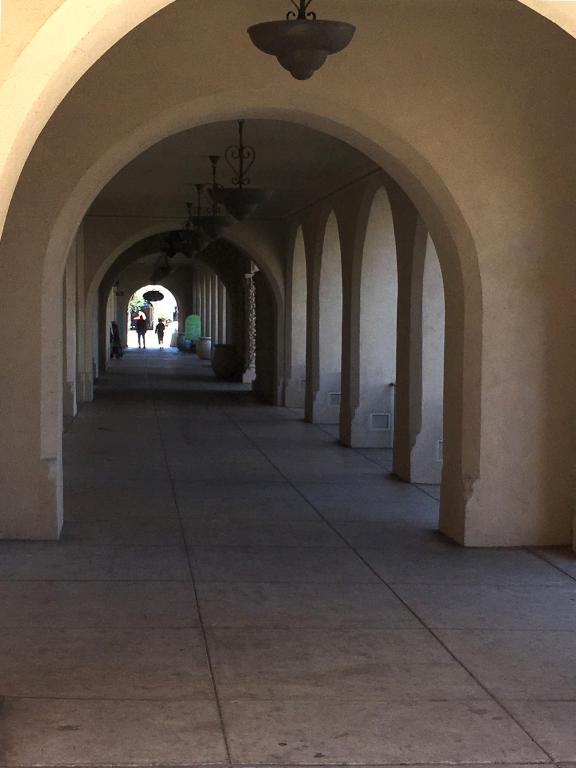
[0,95,487,545]
[0,0,178,237]
[2,0,574,549]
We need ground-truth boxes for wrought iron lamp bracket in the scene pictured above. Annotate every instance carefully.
[224,121,256,189]
[287,0,316,20]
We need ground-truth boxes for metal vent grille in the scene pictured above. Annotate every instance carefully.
[371,413,391,431]
[436,440,444,462]
[328,392,341,406]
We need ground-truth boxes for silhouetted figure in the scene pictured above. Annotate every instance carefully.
[155,320,166,349]
[136,312,148,349]
[110,321,123,359]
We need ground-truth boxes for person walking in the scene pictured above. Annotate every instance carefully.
[155,319,166,349]
[136,311,148,349]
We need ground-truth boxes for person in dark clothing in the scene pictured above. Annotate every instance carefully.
[110,321,123,359]
[135,312,148,349]
[155,320,166,349]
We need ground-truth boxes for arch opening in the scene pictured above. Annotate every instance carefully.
[311,212,343,428]
[123,284,179,350]
[352,187,398,454]
[30,109,479,547]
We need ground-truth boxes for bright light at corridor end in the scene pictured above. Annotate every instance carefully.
[248,0,355,80]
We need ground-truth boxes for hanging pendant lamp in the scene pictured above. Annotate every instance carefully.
[179,193,209,256]
[209,120,267,220]
[248,0,355,81]
[197,156,230,239]
[143,290,164,303]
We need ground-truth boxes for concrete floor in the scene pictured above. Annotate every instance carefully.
[1,349,575,766]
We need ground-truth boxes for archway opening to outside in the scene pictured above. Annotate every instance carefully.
[125,284,178,350]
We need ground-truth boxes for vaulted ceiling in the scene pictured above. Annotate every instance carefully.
[88,119,378,222]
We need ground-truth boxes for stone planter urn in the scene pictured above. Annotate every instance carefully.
[176,333,193,352]
[212,344,244,381]
[196,336,212,360]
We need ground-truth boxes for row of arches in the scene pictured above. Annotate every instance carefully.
[286,187,444,488]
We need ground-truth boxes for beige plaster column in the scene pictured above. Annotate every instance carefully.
[225,291,233,345]
[0,261,64,539]
[76,226,93,403]
[309,213,342,425]
[210,273,218,345]
[217,281,226,343]
[347,188,398,448]
[62,249,78,419]
[410,236,445,484]
[104,287,117,361]
[284,227,307,408]
[201,273,208,337]
[205,273,213,339]
[391,194,426,484]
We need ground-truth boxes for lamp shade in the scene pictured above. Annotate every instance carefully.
[143,290,164,303]
[248,19,355,80]
[196,214,229,240]
[209,187,267,221]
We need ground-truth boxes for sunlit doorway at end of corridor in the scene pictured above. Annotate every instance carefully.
[127,285,178,350]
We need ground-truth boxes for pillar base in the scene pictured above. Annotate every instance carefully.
[439,474,575,548]
[243,366,256,385]
[311,390,340,425]
[77,371,93,402]
[346,414,393,448]
[284,378,306,408]
[0,457,63,541]
[63,381,77,419]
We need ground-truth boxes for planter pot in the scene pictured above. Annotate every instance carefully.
[177,333,194,353]
[212,344,244,381]
[196,336,212,360]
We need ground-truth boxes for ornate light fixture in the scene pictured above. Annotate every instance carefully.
[179,190,209,256]
[209,120,266,220]
[197,156,230,239]
[143,290,164,303]
[248,0,355,81]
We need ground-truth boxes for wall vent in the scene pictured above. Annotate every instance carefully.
[327,392,341,406]
[371,412,391,431]
[436,439,444,462]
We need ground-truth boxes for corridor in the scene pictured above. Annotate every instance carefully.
[1,350,575,765]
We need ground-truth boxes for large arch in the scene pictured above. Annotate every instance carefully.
[0,0,570,247]
[0,0,573,550]
[0,0,177,237]
[27,93,480,545]
[83,220,285,395]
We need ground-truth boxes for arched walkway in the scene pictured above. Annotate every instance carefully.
[0,0,574,554]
